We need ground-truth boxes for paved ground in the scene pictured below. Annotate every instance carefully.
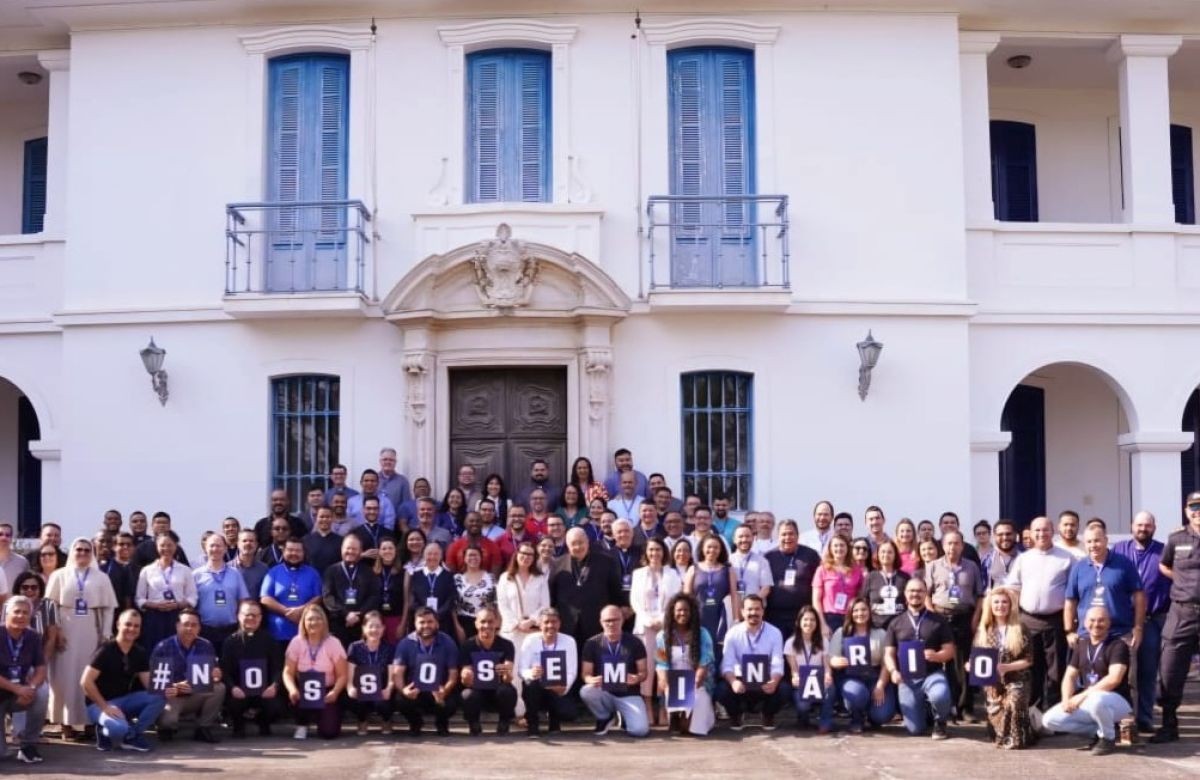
[11,680,1200,778]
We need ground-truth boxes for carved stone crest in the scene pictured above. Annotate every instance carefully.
[471,223,539,309]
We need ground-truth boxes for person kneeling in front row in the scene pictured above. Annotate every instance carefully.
[719,594,789,731]
[884,578,955,739]
[580,605,651,737]
[0,596,49,763]
[81,609,166,752]
[459,605,518,735]
[1041,606,1132,756]
[392,607,460,735]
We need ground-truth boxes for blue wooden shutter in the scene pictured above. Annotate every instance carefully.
[21,137,48,234]
[467,50,550,202]
[990,120,1038,222]
[517,53,550,201]
[715,50,753,233]
[1171,124,1195,225]
[671,52,705,228]
[316,59,349,238]
[269,59,304,243]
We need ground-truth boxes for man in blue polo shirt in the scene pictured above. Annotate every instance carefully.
[392,607,460,736]
[1111,510,1169,734]
[0,596,48,763]
[1064,522,1145,650]
[259,538,323,652]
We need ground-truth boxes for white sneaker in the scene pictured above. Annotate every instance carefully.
[293,726,308,740]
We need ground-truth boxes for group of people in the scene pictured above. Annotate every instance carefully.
[0,445,1196,764]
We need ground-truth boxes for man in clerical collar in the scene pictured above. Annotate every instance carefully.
[303,506,343,576]
[322,536,379,646]
[219,600,284,738]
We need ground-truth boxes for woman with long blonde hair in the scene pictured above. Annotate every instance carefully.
[973,586,1035,749]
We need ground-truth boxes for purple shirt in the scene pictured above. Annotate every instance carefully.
[1112,538,1169,616]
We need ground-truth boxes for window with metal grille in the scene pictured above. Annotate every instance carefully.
[270,375,339,511]
[681,371,753,510]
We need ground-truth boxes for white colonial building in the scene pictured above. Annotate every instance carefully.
[2,0,1200,547]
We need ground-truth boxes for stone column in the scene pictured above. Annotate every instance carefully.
[1119,431,1193,533]
[970,431,1011,524]
[959,33,1001,225]
[36,50,70,236]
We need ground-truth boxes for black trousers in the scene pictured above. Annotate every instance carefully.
[225,693,286,728]
[521,680,575,727]
[461,684,518,724]
[1020,609,1066,710]
[716,681,791,719]
[350,698,395,722]
[942,610,975,715]
[395,691,460,729]
[1159,601,1200,721]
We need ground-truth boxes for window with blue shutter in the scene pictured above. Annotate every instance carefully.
[21,137,47,234]
[1171,124,1195,225]
[668,47,756,287]
[990,120,1038,222]
[266,54,349,291]
[466,49,551,203]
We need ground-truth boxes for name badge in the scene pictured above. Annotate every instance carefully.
[471,651,501,691]
[740,654,769,690]
[833,592,848,611]
[382,601,392,612]
[947,585,961,606]
[214,589,227,606]
[882,598,898,615]
[354,665,385,702]
[540,650,567,686]
[621,574,632,591]
[287,584,300,602]
[1090,585,1106,607]
[783,569,797,587]
[968,647,999,686]
[797,665,824,702]
[74,598,89,616]
[298,670,326,709]
[344,587,358,607]
[1085,672,1100,686]
[665,670,695,712]
[7,665,24,684]
[425,596,439,611]
[163,589,176,602]
[736,580,747,596]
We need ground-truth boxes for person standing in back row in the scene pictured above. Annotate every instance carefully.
[1150,493,1200,743]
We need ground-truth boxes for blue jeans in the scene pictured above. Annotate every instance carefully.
[86,691,167,743]
[1135,613,1164,728]
[1043,691,1131,741]
[0,683,49,751]
[579,686,650,737]
[896,672,951,735]
[838,675,897,727]
[792,683,834,729]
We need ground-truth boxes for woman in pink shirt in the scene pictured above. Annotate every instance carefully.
[893,519,921,575]
[811,534,864,640]
[283,604,349,740]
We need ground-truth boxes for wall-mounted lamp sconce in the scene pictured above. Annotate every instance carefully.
[857,330,883,401]
[139,338,169,406]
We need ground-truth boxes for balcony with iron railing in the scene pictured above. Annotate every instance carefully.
[645,194,791,309]
[223,200,372,317]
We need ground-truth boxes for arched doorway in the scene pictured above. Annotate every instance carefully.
[999,363,1132,530]
[0,377,41,537]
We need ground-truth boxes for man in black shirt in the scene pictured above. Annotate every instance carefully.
[1151,493,1200,743]
[96,530,136,619]
[322,535,380,646]
[258,518,291,568]
[763,520,821,634]
[579,605,650,737]
[459,606,518,735]
[0,596,48,763]
[549,529,623,647]
[81,609,168,752]
[885,578,955,739]
[254,489,308,550]
[303,506,343,576]
[220,601,285,737]
[1042,605,1132,755]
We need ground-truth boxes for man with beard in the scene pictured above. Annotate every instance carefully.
[232,530,269,604]
[322,536,379,646]
[799,501,835,554]
[254,490,307,549]
[985,519,1020,589]
[392,608,460,736]
[516,459,560,512]
[1055,510,1086,560]
[259,538,322,652]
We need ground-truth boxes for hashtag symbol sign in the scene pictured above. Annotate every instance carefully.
[151,663,173,691]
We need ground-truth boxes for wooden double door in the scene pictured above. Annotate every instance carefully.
[449,367,568,494]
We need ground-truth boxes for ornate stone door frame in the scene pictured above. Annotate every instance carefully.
[383,225,630,490]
